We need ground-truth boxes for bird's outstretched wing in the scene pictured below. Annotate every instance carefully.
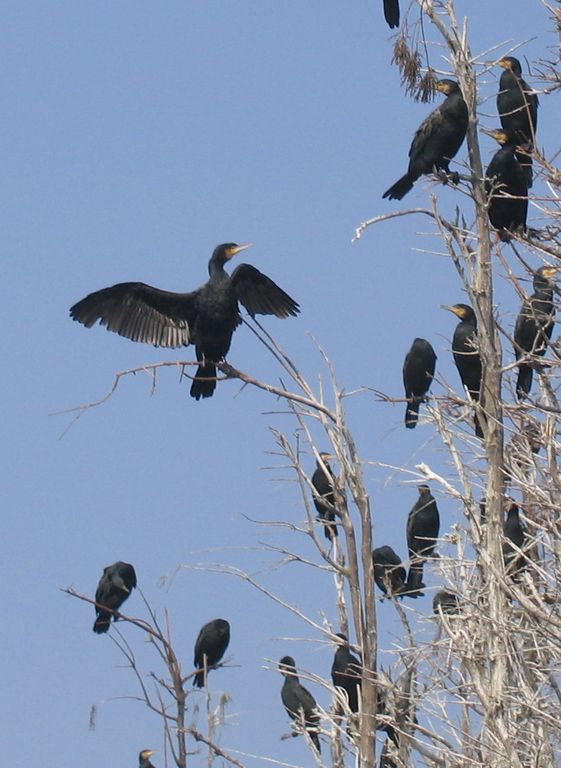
[70,282,198,347]
[231,264,300,318]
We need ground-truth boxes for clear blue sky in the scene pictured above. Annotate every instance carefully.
[1,1,555,765]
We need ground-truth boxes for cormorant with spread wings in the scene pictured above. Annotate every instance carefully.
[70,243,300,400]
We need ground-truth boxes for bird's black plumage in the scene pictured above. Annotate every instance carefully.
[93,561,137,634]
[69,243,300,400]
[485,129,528,240]
[311,452,338,542]
[444,303,484,437]
[383,80,468,200]
[403,338,437,428]
[372,546,409,598]
[193,618,230,688]
[331,634,362,714]
[406,485,440,594]
[497,57,538,187]
[279,656,321,753]
[383,0,400,28]
[497,57,538,144]
[503,502,527,577]
[433,590,460,616]
[514,266,558,399]
[139,750,156,768]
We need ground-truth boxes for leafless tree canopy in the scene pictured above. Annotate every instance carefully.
[65,2,561,767]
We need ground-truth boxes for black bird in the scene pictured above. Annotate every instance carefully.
[193,618,230,688]
[406,485,440,594]
[279,656,321,753]
[70,243,300,400]
[485,129,528,241]
[432,590,460,616]
[331,634,362,714]
[514,266,558,399]
[93,561,137,634]
[403,338,437,428]
[497,57,538,187]
[383,0,400,28]
[139,750,156,768]
[443,303,483,437]
[497,57,538,144]
[372,546,409,598]
[311,452,338,542]
[383,80,468,200]
[503,501,527,577]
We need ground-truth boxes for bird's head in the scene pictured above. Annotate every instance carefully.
[139,750,155,766]
[536,265,559,281]
[436,79,460,96]
[483,128,510,146]
[418,484,431,496]
[212,243,252,266]
[279,656,296,676]
[498,56,522,75]
[441,303,474,320]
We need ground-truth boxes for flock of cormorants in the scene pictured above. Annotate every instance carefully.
[70,6,548,761]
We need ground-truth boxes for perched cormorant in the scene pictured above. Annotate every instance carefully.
[503,501,526,576]
[139,750,156,768]
[383,0,400,28]
[432,590,461,616]
[311,452,338,542]
[497,57,538,144]
[331,634,362,714]
[485,129,528,240]
[193,618,230,688]
[403,338,437,428]
[443,303,483,437]
[372,546,409,598]
[279,656,321,753]
[70,243,300,400]
[406,485,440,594]
[514,266,558,399]
[383,80,468,200]
[497,57,538,187]
[93,561,137,634]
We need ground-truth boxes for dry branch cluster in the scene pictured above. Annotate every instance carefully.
[64,2,561,767]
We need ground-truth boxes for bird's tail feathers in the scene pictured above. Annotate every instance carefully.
[190,363,217,400]
[93,613,111,634]
[383,174,414,201]
[405,400,420,428]
[516,365,533,400]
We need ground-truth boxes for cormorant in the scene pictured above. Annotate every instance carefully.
[279,656,321,753]
[406,485,440,594]
[383,80,468,200]
[139,750,156,768]
[70,243,300,400]
[443,303,483,437]
[514,266,558,399]
[497,57,538,187]
[383,0,400,28]
[485,129,528,241]
[193,618,230,688]
[432,590,460,616]
[331,634,362,714]
[497,58,538,143]
[503,501,526,576]
[403,338,437,428]
[93,561,137,634]
[372,546,409,598]
[311,452,338,542]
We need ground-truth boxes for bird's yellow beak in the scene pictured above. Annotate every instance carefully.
[231,243,252,256]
